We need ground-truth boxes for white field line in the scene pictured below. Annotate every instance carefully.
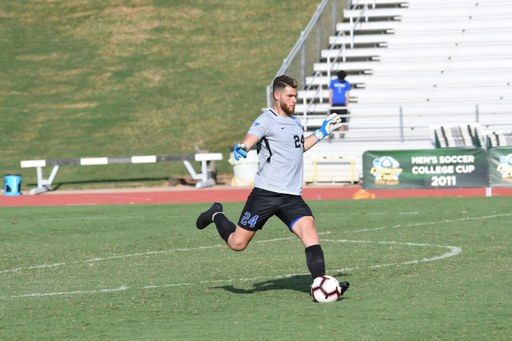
[4,211,506,299]
[0,239,461,300]
[2,211,506,275]
[0,244,224,274]
[352,212,512,233]
[3,286,130,299]
[0,236,299,275]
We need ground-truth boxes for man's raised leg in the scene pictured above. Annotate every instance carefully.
[196,203,255,251]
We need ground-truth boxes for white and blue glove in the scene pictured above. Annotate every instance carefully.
[233,143,248,161]
[313,113,343,141]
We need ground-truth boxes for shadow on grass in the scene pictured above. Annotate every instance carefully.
[214,273,351,297]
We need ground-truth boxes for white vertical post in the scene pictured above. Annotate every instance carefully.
[399,106,404,142]
[201,160,208,183]
[486,187,492,197]
[304,97,309,132]
[327,52,331,83]
[350,16,354,48]
[36,166,44,189]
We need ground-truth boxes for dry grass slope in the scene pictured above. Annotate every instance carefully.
[0,0,317,189]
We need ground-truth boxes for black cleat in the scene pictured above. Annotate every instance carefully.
[339,281,350,296]
[196,202,223,230]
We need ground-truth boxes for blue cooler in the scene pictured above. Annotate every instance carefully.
[4,174,22,196]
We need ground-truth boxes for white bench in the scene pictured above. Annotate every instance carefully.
[344,3,512,20]
[322,44,512,62]
[300,86,511,103]
[20,153,223,194]
[337,16,512,33]
[350,0,408,7]
[313,57,512,74]
[296,102,512,115]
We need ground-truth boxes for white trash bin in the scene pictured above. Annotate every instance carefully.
[228,149,259,187]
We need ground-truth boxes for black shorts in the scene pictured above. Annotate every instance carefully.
[330,105,348,123]
[237,188,313,232]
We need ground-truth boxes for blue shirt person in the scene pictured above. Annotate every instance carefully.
[328,71,351,138]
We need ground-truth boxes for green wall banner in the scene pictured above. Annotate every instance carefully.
[488,147,512,188]
[363,149,488,190]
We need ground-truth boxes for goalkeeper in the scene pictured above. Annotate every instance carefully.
[196,75,349,293]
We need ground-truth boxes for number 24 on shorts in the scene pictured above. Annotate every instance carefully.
[241,212,259,228]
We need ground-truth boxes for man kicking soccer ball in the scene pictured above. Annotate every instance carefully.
[196,75,349,296]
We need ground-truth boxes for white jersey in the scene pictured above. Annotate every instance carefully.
[247,109,305,195]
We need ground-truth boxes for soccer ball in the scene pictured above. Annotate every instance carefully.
[311,275,342,303]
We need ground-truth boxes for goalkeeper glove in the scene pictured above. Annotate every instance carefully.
[233,143,248,161]
[313,113,343,141]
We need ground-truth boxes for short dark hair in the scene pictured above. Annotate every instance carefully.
[272,75,298,94]
[337,70,347,81]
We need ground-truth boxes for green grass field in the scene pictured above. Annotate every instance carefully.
[1,196,510,340]
[1,0,318,190]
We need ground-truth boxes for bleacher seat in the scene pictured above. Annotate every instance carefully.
[485,131,512,148]
[430,124,484,148]
[288,0,512,183]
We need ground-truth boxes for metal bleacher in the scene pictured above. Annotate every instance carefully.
[486,131,512,148]
[292,0,512,183]
[430,124,485,149]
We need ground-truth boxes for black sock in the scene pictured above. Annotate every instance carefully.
[305,244,326,280]
[213,213,236,243]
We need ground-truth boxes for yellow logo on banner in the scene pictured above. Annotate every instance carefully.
[497,153,512,182]
[370,156,403,185]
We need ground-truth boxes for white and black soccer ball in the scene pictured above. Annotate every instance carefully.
[311,275,342,303]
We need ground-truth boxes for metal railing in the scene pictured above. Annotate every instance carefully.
[266,0,347,108]
[266,0,376,131]
[328,104,512,142]
[267,0,512,144]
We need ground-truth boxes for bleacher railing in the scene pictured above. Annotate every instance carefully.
[266,0,347,108]
[351,104,512,143]
[266,0,377,131]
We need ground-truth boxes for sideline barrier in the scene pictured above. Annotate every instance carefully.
[488,147,512,188]
[21,153,223,194]
[362,148,512,195]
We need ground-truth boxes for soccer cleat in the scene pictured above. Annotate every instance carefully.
[196,202,223,230]
[339,281,350,296]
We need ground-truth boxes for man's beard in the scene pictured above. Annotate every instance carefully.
[280,101,295,116]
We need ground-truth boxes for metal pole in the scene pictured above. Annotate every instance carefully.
[327,51,331,84]
[301,32,306,90]
[332,0,337,34]
[317,16,322,62]
[342,32,346,62]
[475,104,479,123]
[350,16,354,48]
[399,106,404,142]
